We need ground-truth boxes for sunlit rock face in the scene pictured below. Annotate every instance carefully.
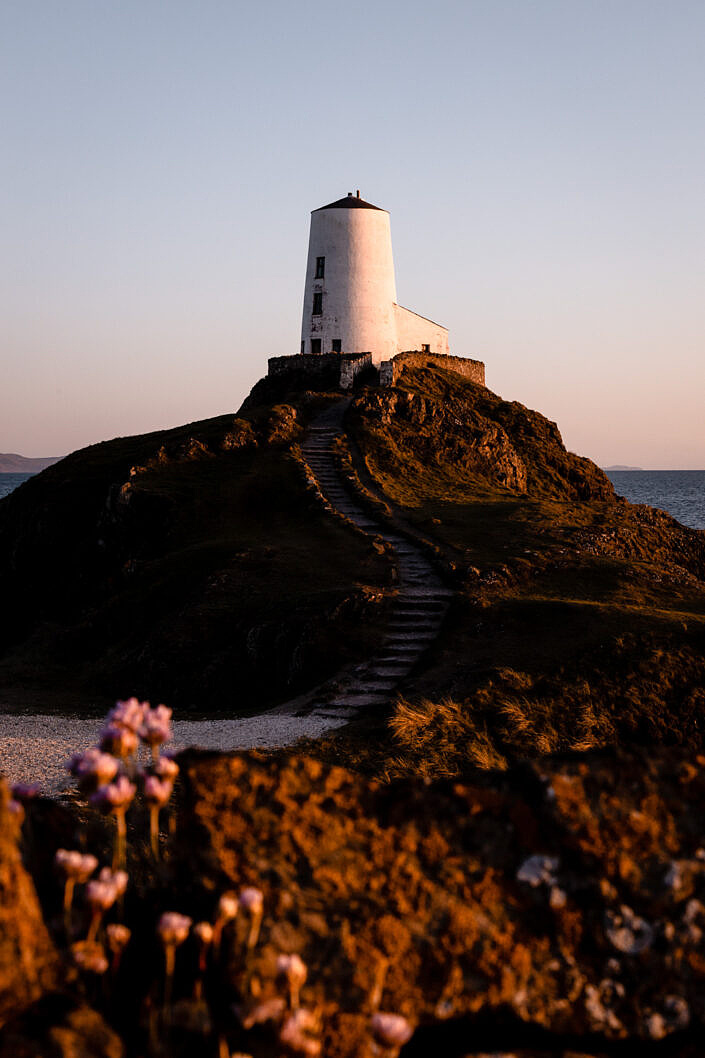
[167,746,705,1055]
[0,781,60,1026]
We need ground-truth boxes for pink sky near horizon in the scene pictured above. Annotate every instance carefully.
[2,1,704,470]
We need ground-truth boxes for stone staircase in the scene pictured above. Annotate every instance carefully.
[299,407,452,720]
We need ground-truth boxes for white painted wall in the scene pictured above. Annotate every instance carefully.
[393,304,449,357]
[300,195,449,366]
[301,200,398,366]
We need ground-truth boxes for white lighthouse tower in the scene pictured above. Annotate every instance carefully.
[301,191,449,367]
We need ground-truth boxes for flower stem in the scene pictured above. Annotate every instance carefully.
[113,809,127,870]
[247,909,262,950]
[150,804,160,859]
[87,909,102,944]
[163,943,175,1010]
[63,878,75,939]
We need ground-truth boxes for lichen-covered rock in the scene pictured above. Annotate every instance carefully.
[0,996,124,1058]
[165,747,705,1057]
[0,781,60,1027]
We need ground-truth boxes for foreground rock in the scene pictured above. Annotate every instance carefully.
[0,784,60,1023]
[0,782,122,1056]
[167,746,705,1055]
[6,747,705,1055]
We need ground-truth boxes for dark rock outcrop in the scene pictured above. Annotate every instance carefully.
[0,783,60,1026]
[0,997,124,1058]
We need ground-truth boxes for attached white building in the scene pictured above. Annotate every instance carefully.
[301,192,449,366]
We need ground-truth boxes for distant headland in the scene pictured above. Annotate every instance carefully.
[0,453,62,473]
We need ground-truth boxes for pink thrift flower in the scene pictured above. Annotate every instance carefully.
[90,774,136,813]
[139,704,173,748]
[100,723,139,759]
[277,953,307,988]
[158,911,192,946]
[279,1008,321,1056]
[193,921,214,945]
[217,891,239,921]
[143,774,174,807]
[239,886,264,914]
[106,923,131,955]
[108,697,146,733]
[85,878,119,912]
[67,748,119,786]
[153,755,179,779]
[98,867,128,897]
[371,1013,414,1047]
[55,849,98,883]
[72,940,109,974]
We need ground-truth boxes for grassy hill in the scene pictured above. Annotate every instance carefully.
[0,397,391,713]
[1,362,704,771]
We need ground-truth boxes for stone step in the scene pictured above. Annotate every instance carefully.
[331,693,390,708]
[374,652,418,662]
[392,599,448,608]
[386,627,435,638]
[390,607,441,616]
[379,644,425,655]
[366,668,410,680]
[388,620,438,629]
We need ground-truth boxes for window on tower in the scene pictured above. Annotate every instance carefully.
[315,256,325,278]
[312,292,323,315]
[331,339,342,353]
[311,338,321,355]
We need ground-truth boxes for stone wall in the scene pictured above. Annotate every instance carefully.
[380,350,485,387]
[339,353,373,390]
[267,353,372,391]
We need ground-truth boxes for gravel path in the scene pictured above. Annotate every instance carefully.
[0,711,348,796]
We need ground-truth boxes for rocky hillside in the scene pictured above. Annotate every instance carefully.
[0,399,391,712]
[1,360,704,767]
[311,361,705,775]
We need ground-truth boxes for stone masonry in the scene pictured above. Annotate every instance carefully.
[379,350,485,387]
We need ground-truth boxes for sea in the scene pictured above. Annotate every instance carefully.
[606,470,705,531]
[0,473,34,501]
[1,470,704,530]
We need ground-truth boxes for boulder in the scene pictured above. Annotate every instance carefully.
[0,781,60,1026]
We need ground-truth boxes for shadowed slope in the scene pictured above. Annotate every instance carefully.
[0,398,392,713]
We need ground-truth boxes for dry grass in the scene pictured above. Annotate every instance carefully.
[389,697,508,775]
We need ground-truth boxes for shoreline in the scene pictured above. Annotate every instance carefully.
[0,710,348,796]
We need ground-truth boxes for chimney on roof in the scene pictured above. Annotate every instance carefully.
[356,189,360,198]
[347,191,352,196]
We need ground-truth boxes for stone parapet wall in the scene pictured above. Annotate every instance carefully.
[267,350,484,391]
[380,351,485,387]
[339,353,373,390]
[267,353,372,391]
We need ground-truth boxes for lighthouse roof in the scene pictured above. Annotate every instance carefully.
[314,193,385,212]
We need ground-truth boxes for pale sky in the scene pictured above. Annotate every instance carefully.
[2,1,704,468]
